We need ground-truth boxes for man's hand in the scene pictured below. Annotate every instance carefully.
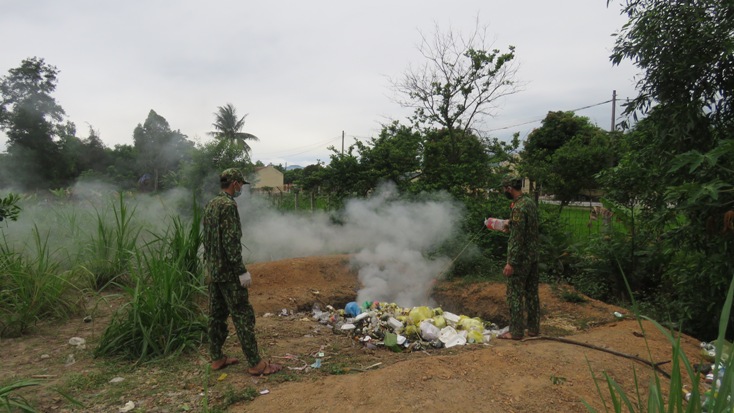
[484,217,489,228]
[239,272,252,288]
[503,263,514,277]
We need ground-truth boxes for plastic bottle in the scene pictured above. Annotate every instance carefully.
[485,217,508,231]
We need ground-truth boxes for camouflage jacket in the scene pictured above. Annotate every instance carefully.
[202,192,247,283]
[506,193,539,269]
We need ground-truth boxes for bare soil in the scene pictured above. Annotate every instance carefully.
[1,255,707,412]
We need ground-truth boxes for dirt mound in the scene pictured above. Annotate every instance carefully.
[2,255,705,412]
[240,255,703,412]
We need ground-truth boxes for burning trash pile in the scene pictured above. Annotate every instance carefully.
[311,300,508,351]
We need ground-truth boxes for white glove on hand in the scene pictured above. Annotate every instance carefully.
[484,218,489,227]
[239,271,252,288]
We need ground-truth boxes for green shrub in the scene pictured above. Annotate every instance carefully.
[584,273,734,413]
[93,233,207,362]
[0,228,81,338]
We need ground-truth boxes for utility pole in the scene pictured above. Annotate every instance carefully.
[611,90,617,132]
[341,130,345,155]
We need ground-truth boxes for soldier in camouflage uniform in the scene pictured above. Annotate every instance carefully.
[499,175,540,340]
[203,168,282,375]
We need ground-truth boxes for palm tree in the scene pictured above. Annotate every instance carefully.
[208,103,259,153]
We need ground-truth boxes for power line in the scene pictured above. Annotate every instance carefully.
[255,135,342,158]
[486,99,614,133]
[255,97,617,160]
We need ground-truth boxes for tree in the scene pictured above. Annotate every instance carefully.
[133,110,193,191]
[605,0,734,338]
[104,144,139,189]
[392,19,520,161]
[355,122,423,193]
[208,103,259,154]
[0,57,66,188]
[417,128,493,197]
[178,139,253,197]
[520,111,612,209]
[57,125,111,184]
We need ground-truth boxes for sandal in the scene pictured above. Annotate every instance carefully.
[211,356,239,371]
[248,360,283,376]
[497,332,522,340]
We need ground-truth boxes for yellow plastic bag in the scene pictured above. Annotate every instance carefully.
[409,306,433,325]
[458,316,484,332]
[467,330,484,344]
[432,315,446,329]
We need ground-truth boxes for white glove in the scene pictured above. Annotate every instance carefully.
[239,272,252,288]
[484,218,489,227]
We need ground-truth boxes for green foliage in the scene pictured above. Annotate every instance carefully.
[584,270,734,413]
[0,57,67,189]
[88,194,206,362]
[0,228,81,337]
[179,139,251,197]
[602,0,734,339]
[215,385,259,409]
[0,379,40,412]
[84,193,141,291]
[416,128,493,196]
[133,110,194,192]
[208,103,259,154]
[93,239,207,362]
[520,111,613,207]
[0,193,21,222]
[393,21,519,136]
[560,289,587,304]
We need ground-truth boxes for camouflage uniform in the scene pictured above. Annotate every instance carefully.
[506,193,540,338]
[203,168,261,367]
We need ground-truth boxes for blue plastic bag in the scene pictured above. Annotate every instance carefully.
[345,301,361,317]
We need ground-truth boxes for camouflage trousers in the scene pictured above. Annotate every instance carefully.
[208,281,261,367]
[506,262,540,338]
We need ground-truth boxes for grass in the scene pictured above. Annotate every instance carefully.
[0,379,40,412]
[558,206,626,242]
[3,189,732,411]
[584,272,734,412]
[84,193,141,291]
[561,289,589,303]
[0,227,81,337]
[93,243,207,362]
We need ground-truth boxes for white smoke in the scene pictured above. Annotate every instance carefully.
[240,183,463,306]
[2,180,464,307]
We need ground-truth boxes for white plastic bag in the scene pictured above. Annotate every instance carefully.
[420,320,441,341]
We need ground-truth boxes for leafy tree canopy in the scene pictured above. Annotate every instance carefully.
[520,111,612,207]
[208,103,259,154]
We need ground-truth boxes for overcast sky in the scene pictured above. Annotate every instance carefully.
[0,0,639,167]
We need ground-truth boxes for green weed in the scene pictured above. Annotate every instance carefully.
[584,272,734,412]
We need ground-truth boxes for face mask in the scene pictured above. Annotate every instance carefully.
[504,190,514,200]
[233,182,242,198]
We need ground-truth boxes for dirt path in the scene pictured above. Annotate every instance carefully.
[1,255,706,412]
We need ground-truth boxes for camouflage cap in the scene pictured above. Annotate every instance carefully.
[220,168,248,184]
[501,174,522,189]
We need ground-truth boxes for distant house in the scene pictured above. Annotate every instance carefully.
[252,165,284,192]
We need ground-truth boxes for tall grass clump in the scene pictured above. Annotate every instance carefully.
[161,197,202,278]
[94,214,206,363]
[584,273,734,412]
[0,228,81,338]
[0,379,40,412]
[83,192,141,291]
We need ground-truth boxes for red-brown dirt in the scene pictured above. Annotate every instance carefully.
[1,255,707,412]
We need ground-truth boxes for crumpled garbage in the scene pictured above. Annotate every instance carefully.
[686,341,733,411]
[313,300,504,351]
[119,401,135,413]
